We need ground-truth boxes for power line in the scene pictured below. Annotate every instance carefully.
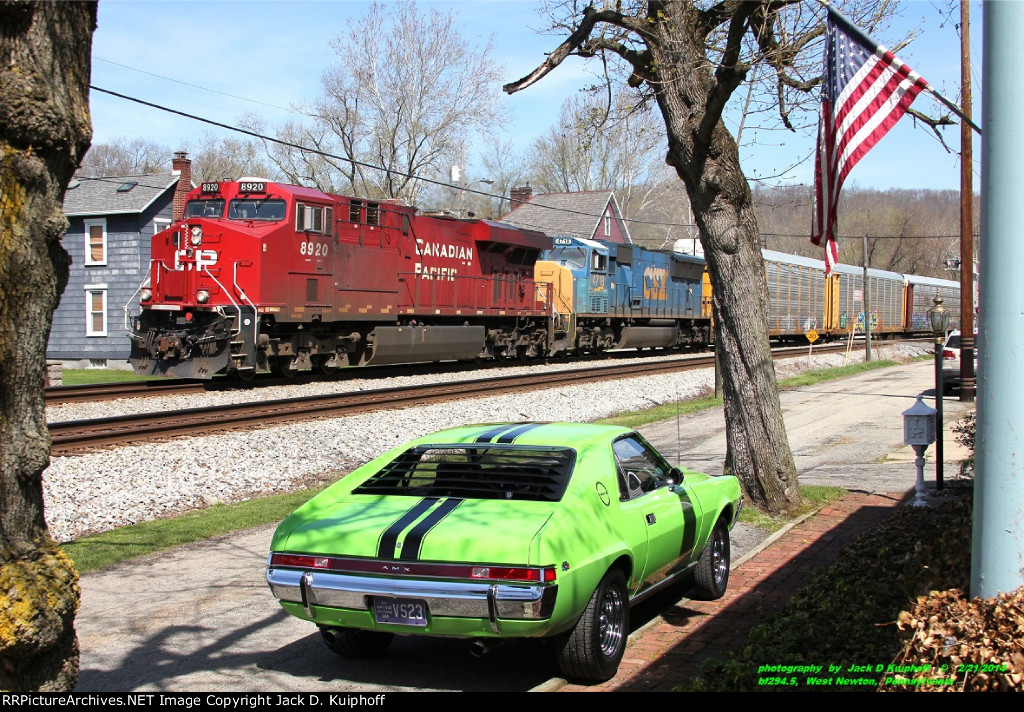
[761,231,978,240]
[91,85,969,244]
[90,85,701,231]
[93,57,302,115]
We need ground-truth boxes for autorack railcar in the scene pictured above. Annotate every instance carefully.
[761,249,962,341]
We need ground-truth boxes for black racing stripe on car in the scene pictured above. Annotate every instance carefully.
[399,498,463,561]
[496,422,545,443]
[377,498,439,559]
[473,425,516,443]
[680,502,698,560]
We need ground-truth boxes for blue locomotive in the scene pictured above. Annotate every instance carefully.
[535,236,712,355]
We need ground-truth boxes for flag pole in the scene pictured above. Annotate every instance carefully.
[815,0,982,135]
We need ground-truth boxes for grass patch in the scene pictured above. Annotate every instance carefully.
[63,486,327,573]
[596,394,722,429]
[60,368,163,385]
[738,485,845,532]
[597,359,901,430]
[777,359,898,388]
[60,357,905,572]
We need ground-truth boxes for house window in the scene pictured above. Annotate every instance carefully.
[604,211,611,237]
[84,219,107,265]
[84,285,107,336]
[154,219,171,236]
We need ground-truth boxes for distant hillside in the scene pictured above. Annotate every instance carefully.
[752,184,978,279]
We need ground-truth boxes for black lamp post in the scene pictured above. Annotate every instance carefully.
[928,296,951,490]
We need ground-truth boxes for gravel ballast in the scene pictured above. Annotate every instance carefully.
[44,345,927,543]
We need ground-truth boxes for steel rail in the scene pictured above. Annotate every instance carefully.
[46,340,878,453]
[48,355,719,454]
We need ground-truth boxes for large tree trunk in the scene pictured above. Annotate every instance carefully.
[504,1,802,513]
[0,0,96,691]
[648,4,800,513]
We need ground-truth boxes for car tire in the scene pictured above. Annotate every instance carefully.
[555,568,629,682]
[694,516,730,600]
[319,626,394,659]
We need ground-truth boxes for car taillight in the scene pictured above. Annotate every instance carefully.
[943,349,957,360]
[470,566,557,582]
[272,554,331,569]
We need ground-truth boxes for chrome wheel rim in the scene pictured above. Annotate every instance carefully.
[712,528,728,587]
[598,584,625,657]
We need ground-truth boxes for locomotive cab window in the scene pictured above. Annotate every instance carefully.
[296,203,332,235]
[228,199,287,222]
[591,252,608,272]
[550,246,586,269]
[184,199,225,219]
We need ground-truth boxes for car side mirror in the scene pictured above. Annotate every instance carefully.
[668,467,684,485]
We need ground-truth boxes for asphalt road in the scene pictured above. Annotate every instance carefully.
[75,361,973,692]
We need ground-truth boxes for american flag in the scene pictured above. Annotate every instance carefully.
[812,8,929,274]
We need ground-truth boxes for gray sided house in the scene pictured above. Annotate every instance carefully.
[500,188,633,245]
[50,157,192,367]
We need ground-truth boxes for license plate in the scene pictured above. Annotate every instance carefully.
[373,596,428,627]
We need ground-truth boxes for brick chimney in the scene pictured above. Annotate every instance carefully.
[171,151,192,221]
[510,183,533,210]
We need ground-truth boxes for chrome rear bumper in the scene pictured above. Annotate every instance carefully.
[266,566,557,624]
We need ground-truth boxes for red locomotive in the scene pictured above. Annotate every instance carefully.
[127,180,553,379]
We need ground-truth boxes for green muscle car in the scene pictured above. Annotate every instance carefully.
[267,422,742,682]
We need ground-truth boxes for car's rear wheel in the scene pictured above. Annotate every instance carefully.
[694,516,730,600]
[555,568,629,682]
[319,626,394,658]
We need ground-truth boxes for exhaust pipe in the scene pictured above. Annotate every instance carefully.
[468,639,505,658]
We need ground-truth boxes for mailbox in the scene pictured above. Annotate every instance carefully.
[903,395,936,447]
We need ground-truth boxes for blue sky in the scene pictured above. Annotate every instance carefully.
[88,0,981,192]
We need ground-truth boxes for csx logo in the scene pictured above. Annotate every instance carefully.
[643,266,668,300]
[174,249,218,271]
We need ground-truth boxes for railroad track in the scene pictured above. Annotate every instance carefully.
[48,342,863,455]
[44,354,629,404]
[48,356,717,455]
[45,380,209,404]
[45,337,894,405]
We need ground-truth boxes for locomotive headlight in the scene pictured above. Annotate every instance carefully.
[190,225,203,246]
[196,290,210,304]
[140,289,152,302]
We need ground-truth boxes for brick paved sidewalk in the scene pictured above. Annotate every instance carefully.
[554,491,908,692]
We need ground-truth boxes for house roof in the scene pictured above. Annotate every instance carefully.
[63,172,181,217]
[501,191,630,242]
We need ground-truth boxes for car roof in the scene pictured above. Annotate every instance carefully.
[412,422,631,450]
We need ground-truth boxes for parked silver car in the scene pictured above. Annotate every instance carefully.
[942,330,978,393]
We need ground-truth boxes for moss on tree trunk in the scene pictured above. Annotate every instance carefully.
[0,0,96,691]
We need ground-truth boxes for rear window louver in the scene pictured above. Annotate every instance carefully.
[353,445,576,502]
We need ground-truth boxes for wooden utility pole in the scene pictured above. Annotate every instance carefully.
[862,234,872,362]
[960,0,976,402]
